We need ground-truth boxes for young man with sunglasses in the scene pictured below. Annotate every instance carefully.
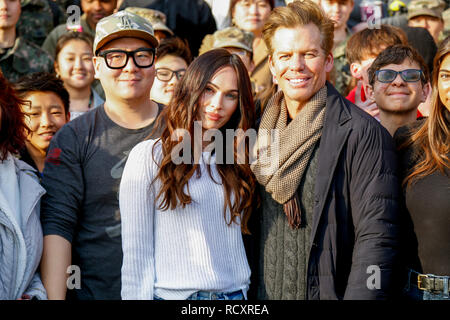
[366,45,430,136]
[40,11,163,300]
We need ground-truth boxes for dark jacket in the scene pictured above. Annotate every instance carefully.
[249,82,402,300]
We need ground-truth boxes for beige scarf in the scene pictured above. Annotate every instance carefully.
[251,86,327,228]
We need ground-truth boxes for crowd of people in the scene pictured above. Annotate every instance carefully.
[0,0,448,301]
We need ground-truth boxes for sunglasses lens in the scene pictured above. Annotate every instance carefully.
[402,70,421,82]
[377,70,396,82]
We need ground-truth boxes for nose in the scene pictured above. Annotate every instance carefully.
[40,112,53,128]
[92,0,102,11]
[73,56,83,69]
[391,72,405,86]
[208,92,223,111]
[249,2,259,14]
[0,0,7,10]
[122,54,139,72]
[290,54,305,71]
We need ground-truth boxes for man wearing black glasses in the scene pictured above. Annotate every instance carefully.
[40,11,163,300]
[366,45,430,136]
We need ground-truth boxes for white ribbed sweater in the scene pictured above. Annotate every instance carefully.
[119,139,251,300]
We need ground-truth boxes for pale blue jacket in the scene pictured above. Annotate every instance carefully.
[0,156,47,300]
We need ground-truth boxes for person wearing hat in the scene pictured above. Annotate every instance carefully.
[407,0,446,43]
[200,27,255,74]
[40,10,164,300]
[124,7,174,41]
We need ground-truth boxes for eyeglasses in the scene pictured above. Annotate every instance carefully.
[155,68,186,82]
[97,48,155,69]
[375,69,423,83]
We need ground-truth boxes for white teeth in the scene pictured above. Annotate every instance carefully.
[289,79,307,84]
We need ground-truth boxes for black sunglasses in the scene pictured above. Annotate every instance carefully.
[375,69,423,83]
[97,48,155,69]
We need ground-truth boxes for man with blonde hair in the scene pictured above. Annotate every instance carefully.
[250,0,401,300]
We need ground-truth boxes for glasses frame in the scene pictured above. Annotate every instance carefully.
[155,67,186,82]
[375,69,424,83]
[97,48,156,69]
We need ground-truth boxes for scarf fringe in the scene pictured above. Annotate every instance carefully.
[283,193,301,229]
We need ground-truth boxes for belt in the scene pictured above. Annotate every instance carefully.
[410,272,450,293]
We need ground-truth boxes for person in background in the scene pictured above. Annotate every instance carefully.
[394,36,450,301]
[18,0,66,47]
[0,0,53,82]
[118,0,216,57]
[0,70,47,300]
[345,25,408,118]
[318,0,355,96]
[366,45,430,136]
[42,0,117,57]
[125,7,174,42]
[407,0,446,44]
[200,27,254,75]
[40,11,163,300]
[120,48,257,300]
[14,72,70,178]
[54,32,103,120]
[150,37,192,107]
[230,0,274,95]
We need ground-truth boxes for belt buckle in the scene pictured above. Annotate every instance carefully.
[417,274,429,291]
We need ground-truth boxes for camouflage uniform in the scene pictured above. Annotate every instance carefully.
[331,34,352,97]
[0,37,54,83]
[18,0,66,47]
[42,14,95,58]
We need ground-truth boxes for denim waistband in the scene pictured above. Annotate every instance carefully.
[187,289,244,300]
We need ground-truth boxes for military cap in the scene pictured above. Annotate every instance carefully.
[93,10,159,54]
[125,7,174,36]
[407,0,446,20]
[211,27,254,53]
[443,8,450,32]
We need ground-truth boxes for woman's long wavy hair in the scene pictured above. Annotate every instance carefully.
[153,48,257,234]
[401,37,450,186]
[0,71,28,161]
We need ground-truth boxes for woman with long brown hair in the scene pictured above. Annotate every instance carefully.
[395,37,450,301]
[0,71,47,299]
[119,49,257,300]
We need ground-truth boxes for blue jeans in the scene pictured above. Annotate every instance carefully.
[154,290,245,300]
[403,269,450,300]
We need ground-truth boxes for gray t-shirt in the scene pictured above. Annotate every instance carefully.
[41,104,163,300]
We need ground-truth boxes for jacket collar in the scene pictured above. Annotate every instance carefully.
[0,157,45,231]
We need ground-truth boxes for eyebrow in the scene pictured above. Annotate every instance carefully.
[207,82,238,92]
[439,69,450,72]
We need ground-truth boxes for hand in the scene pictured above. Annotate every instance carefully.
[354,80,379,119]
[352,22,369,33]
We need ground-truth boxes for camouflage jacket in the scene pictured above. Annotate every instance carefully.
[18,0,66,47]
[331,34,352,97]
[42,14,94,58]
[0,37,54,83]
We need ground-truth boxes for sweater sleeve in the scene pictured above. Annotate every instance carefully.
[120,140,157,300]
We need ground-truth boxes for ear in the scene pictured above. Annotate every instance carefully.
[350,62,363,79]
[325,52,334,73]
[268,54,277,79]
[365,82,375,102]
[92,56,101,80]
[421,81,431,103]
[54,61,60,76]
[66,111,71,123]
